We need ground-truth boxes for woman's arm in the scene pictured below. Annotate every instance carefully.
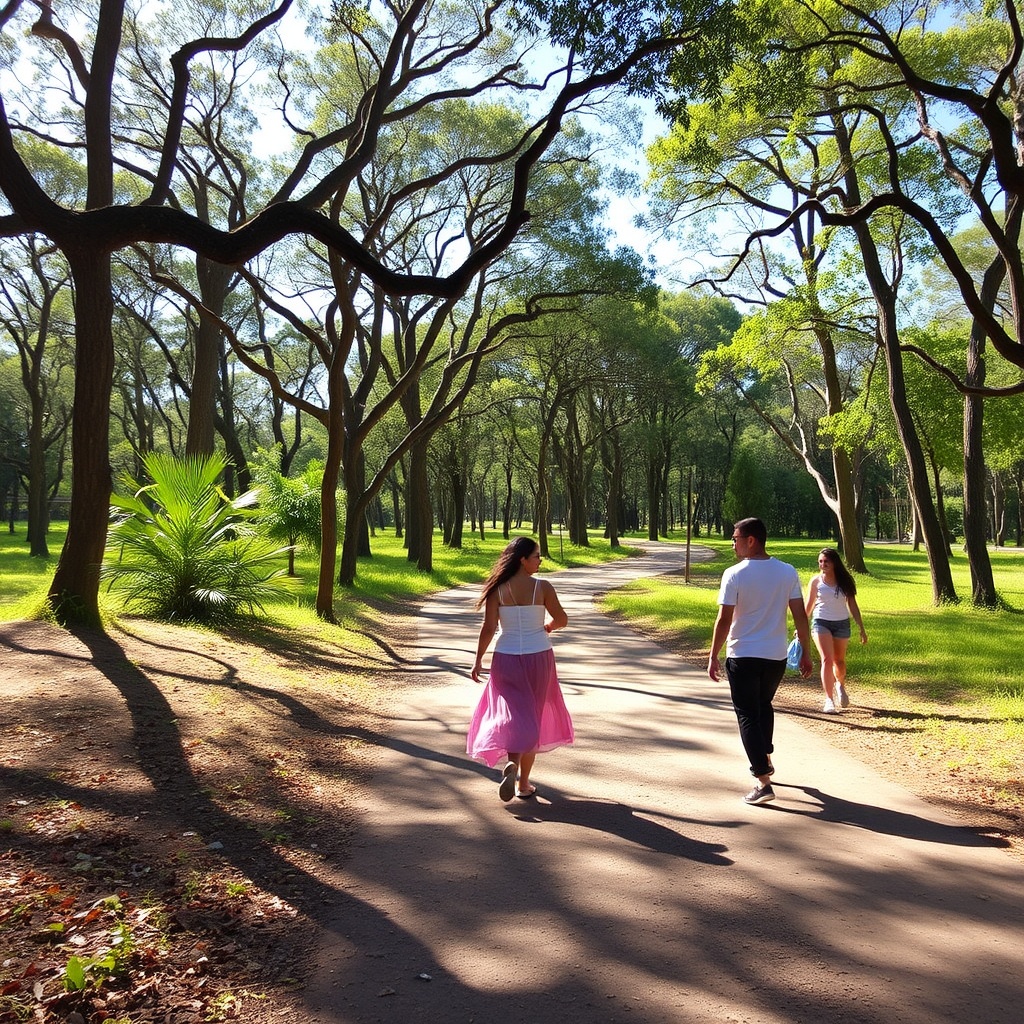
[804,575,819,618]
[541,580,568,633]
[471,592,500,680]
[848,595,867,644]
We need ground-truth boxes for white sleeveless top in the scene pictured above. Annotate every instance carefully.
[493,579,551,655]
[810,575,851,620]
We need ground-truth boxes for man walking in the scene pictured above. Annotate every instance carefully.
[708,517,813,805]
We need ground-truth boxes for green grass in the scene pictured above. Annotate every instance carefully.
[0,522,66,620]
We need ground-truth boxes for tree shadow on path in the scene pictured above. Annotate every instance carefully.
[509,791,734,865]
[769,784,1010,848]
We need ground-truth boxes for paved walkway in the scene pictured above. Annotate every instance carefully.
[301,542,1022,1024]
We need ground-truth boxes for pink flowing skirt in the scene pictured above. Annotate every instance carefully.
[466,649,575,767]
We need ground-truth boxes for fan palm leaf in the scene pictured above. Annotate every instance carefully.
[102,453,296,622]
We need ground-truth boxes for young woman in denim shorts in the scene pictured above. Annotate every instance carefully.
[805,547,867,713]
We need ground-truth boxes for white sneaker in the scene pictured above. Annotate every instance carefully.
[823,698,837,714]
[837,683,850,708]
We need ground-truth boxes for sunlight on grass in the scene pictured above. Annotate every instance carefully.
[603,538,1023,697]
[4,520,636,629]
[0,524,64,619]
[263,527,640,618]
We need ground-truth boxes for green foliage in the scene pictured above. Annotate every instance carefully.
[509,0,738,99]
[251,451,324,557]
[722,443,768,525]
[102,453,297,623]
[0,523,64,620]
[722,432,830,535]
[61,898,135,993]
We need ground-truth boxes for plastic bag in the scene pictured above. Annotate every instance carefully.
[786,634,803,670]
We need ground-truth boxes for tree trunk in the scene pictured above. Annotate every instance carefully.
[214,338,251,496]
[646,455,661,541]
[390,472,403,539]
[47,253,115,625]
[339,488,363,587]
[536,440,551,557]
[448,466,466,549]
[338,429,375,585]
[602,434,622,547]
[355,449,371,558]
[535,401,562,557]
[807,292,866,572]
[833,106,956,600]
[659,435,672,536]
[26,396,49,558]
[185,257,231,456]
[1014,461,1024,547]
[831,446,864,572]
[926,447,953,554]
[405,438,433,572]
[315,351,346,619]
[961,208,1012,604]
[502,459,514,540]
[991,471,1006,547]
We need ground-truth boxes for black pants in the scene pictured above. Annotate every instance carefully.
[725,657,786,778]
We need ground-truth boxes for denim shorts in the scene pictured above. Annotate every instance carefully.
[812,617,851,639]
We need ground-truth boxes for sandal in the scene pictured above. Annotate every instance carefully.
[515,785,537,799]
[498,761,517,802]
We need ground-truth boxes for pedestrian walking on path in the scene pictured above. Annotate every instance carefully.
[806,546,867,713]
[468,537,573,801]
[708,517,813,805]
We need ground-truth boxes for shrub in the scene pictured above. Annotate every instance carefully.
[102,453,296,622]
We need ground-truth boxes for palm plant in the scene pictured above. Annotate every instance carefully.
[102,452,296,622]
[252,459,323,576]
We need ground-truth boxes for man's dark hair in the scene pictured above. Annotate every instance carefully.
[734,517,767,546]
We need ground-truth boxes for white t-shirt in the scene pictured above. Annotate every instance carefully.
[717,557,803,660]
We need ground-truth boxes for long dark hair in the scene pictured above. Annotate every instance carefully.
[476,537,538,609]
[820,547,856,597]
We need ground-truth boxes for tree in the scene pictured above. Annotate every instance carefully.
[252,453,323,576]
[1,0,738,623]
[647,8,901,571]
[656,0,966,600]
[795,0,1024,380]
[0,235,74,556]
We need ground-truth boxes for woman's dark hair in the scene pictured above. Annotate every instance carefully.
[476,537,539,609]
[819,547,857,597]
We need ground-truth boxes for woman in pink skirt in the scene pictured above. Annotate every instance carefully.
[468,537,574,801]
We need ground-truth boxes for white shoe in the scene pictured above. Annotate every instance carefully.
[823,698,837,714]
[837,683,850,708]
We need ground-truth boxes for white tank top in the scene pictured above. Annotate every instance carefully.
[493,579,551,655]
[811,575,851,620]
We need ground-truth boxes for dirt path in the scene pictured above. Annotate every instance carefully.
[292,542,1023,1024]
